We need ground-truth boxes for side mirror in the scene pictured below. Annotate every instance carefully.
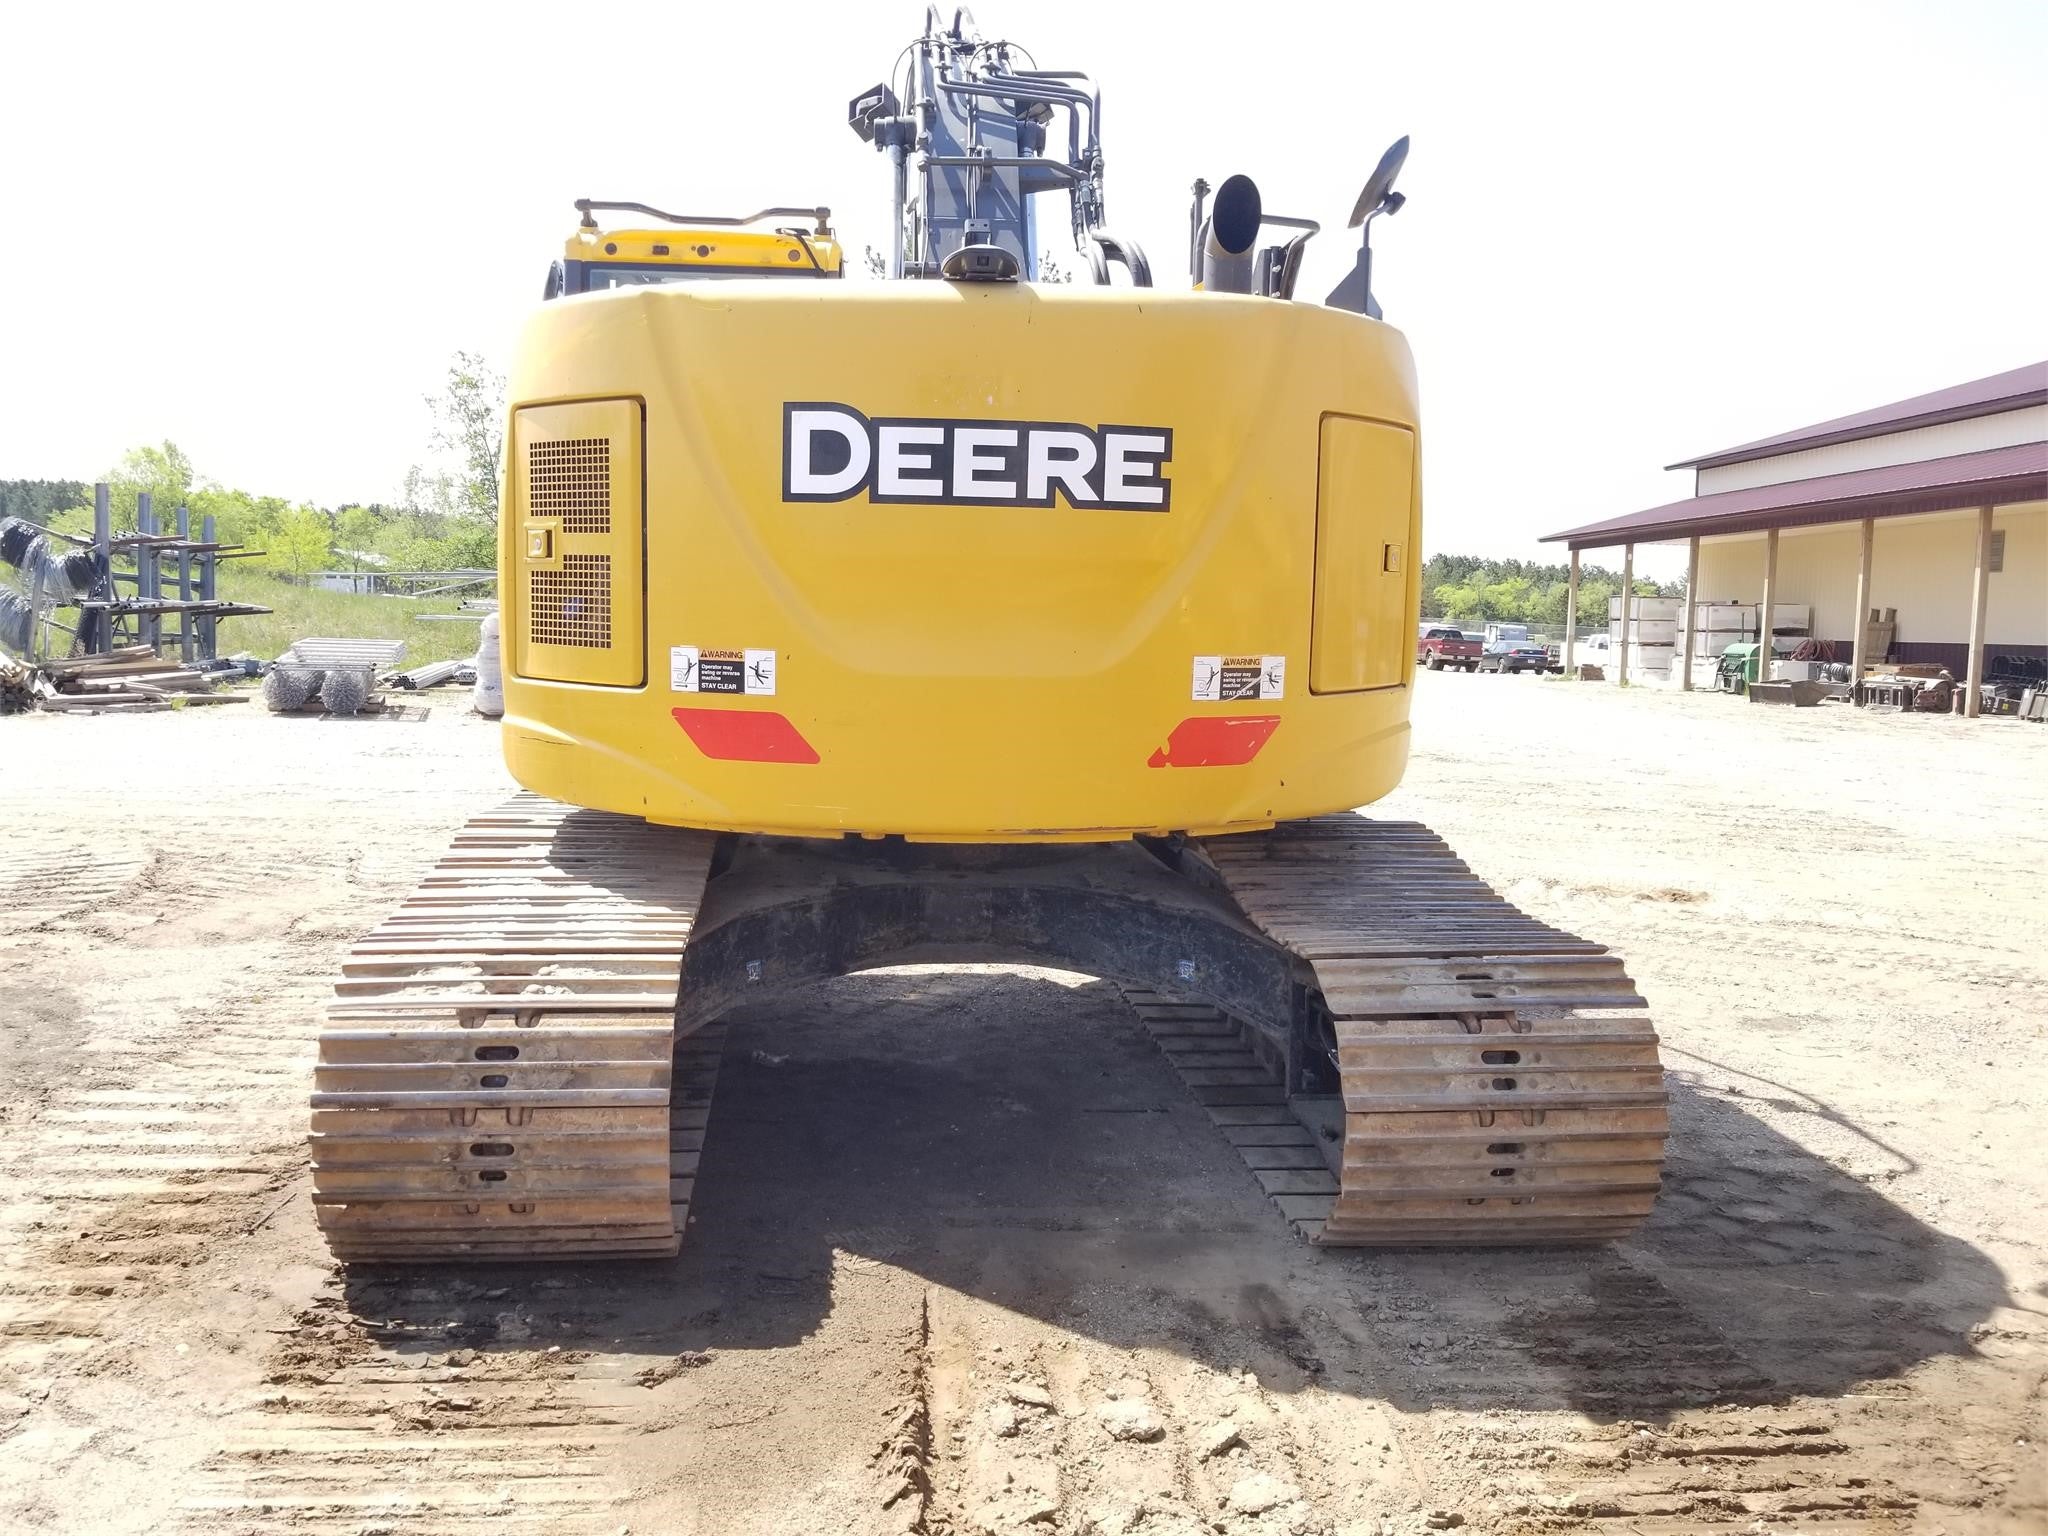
[1347,136,1410,228]
[1326,136,1410,319]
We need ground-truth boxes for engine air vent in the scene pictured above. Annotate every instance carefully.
[511,399,642,687]
[528,437,611,533]
[530,554,613,648]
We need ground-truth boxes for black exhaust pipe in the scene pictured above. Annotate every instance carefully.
[1199,174,1262,294]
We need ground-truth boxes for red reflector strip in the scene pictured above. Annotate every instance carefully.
[672,707,820,764]
[1147,715,1280,768]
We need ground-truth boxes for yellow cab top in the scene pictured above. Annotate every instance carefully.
[560,200,842,284]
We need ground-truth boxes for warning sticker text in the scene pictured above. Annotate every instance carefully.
[671,646,777,696]
[1192,654,1285,702]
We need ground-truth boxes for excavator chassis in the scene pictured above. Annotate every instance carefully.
[311,796,1665,1261]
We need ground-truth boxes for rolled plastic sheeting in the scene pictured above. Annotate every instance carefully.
[0,588,31,654]
[0,517,34,568]
[473,612,504,717]
[0,522,101,602]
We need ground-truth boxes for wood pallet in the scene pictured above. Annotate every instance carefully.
[1196,816,1667,1247]
[310,794,720,1262]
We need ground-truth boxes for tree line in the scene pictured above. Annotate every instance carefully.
[11,379,1677,627]
[1421,552,1680,635]
[0,353,504,582]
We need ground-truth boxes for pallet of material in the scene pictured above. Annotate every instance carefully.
[36,693,246,712]
[281,637,407,669]
[2,645,246,714]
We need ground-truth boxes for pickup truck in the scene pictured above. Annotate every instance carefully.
[1416,625,1483,671]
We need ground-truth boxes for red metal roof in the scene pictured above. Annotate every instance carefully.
[1542,441,2048,549]
[1665,361,2048,471]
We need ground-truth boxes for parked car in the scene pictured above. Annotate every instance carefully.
[1416,625,1482,671]
[1477,642,1553,674]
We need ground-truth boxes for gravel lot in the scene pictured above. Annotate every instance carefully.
[1,675,2042,1534]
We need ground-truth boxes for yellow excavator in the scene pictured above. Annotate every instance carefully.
[308,10,1665,1262]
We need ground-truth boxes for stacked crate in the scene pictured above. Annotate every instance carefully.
[1608,594,1683,678]
[1687,601,1759,662]
[1681,602,1815,674]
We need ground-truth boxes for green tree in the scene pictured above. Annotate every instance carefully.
[1420,552,1672,634]
[424,352,505,524]
[0,479,89,526]
[188,485,295,555]
[333,507,383,571]
[107,441,195,526]
[265,505,334,580]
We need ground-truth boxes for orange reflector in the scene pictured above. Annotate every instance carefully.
[673,708,820,764]
[1147,715,1280,768]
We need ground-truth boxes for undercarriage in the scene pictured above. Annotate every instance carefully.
[310,796,1665,1261]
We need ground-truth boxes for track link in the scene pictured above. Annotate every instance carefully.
[1199,815,1668,1246]
[310,794,720,1262]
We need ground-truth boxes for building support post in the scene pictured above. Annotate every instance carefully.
[1680,535,1700,691]
[1758,527,1779,685]
[1965,505,1992,719]
[1850,517,1874,681]
[1563,548,1580,674]
[1617,543,1634,685]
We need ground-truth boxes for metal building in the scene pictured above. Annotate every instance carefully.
[1543,362,2048,715]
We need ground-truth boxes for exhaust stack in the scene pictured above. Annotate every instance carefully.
[1199,174,1262,294]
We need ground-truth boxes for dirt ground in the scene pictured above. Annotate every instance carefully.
[1,675,2043,1536]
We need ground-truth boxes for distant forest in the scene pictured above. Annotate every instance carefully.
[1421,553,1680,634]
[0,480,88,525]
[0,355,506,583]
[6,471,1673,634]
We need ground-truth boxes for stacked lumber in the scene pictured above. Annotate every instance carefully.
[3,645,247,714]
[0,655,34,714]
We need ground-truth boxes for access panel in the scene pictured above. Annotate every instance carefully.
[511,400,645,687]
[1311,414,1419,693]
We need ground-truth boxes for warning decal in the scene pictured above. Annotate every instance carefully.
[1192,654,1285,702]
[671,646,777,696]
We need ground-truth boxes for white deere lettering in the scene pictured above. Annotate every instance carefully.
[877,423,947,497]
[1025,429,1098,504]
[785,407,871,497]
[952,426,1019,499]
[1102,431,1169,508]
[783,404,1171,511]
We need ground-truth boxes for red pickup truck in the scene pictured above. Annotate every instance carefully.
[1416,625,1482,671]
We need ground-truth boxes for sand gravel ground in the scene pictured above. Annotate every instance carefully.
[0,674,2041,1535]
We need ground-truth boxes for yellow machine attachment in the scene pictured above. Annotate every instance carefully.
[500,283,1419,840]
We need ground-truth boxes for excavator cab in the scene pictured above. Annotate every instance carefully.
[543,200,842,299]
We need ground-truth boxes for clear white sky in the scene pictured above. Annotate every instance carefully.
[3,0,2043,575]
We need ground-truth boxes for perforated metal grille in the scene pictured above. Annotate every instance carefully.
[529,555,612,648]
[528,438,611,533]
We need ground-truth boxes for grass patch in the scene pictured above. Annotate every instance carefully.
[215,569,490,666]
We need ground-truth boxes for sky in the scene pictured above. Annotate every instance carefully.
[3,0,2043,576]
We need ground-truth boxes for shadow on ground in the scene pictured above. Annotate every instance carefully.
[337,967,2009,1423]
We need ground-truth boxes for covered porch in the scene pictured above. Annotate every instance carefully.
[1543,443,2048,716]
